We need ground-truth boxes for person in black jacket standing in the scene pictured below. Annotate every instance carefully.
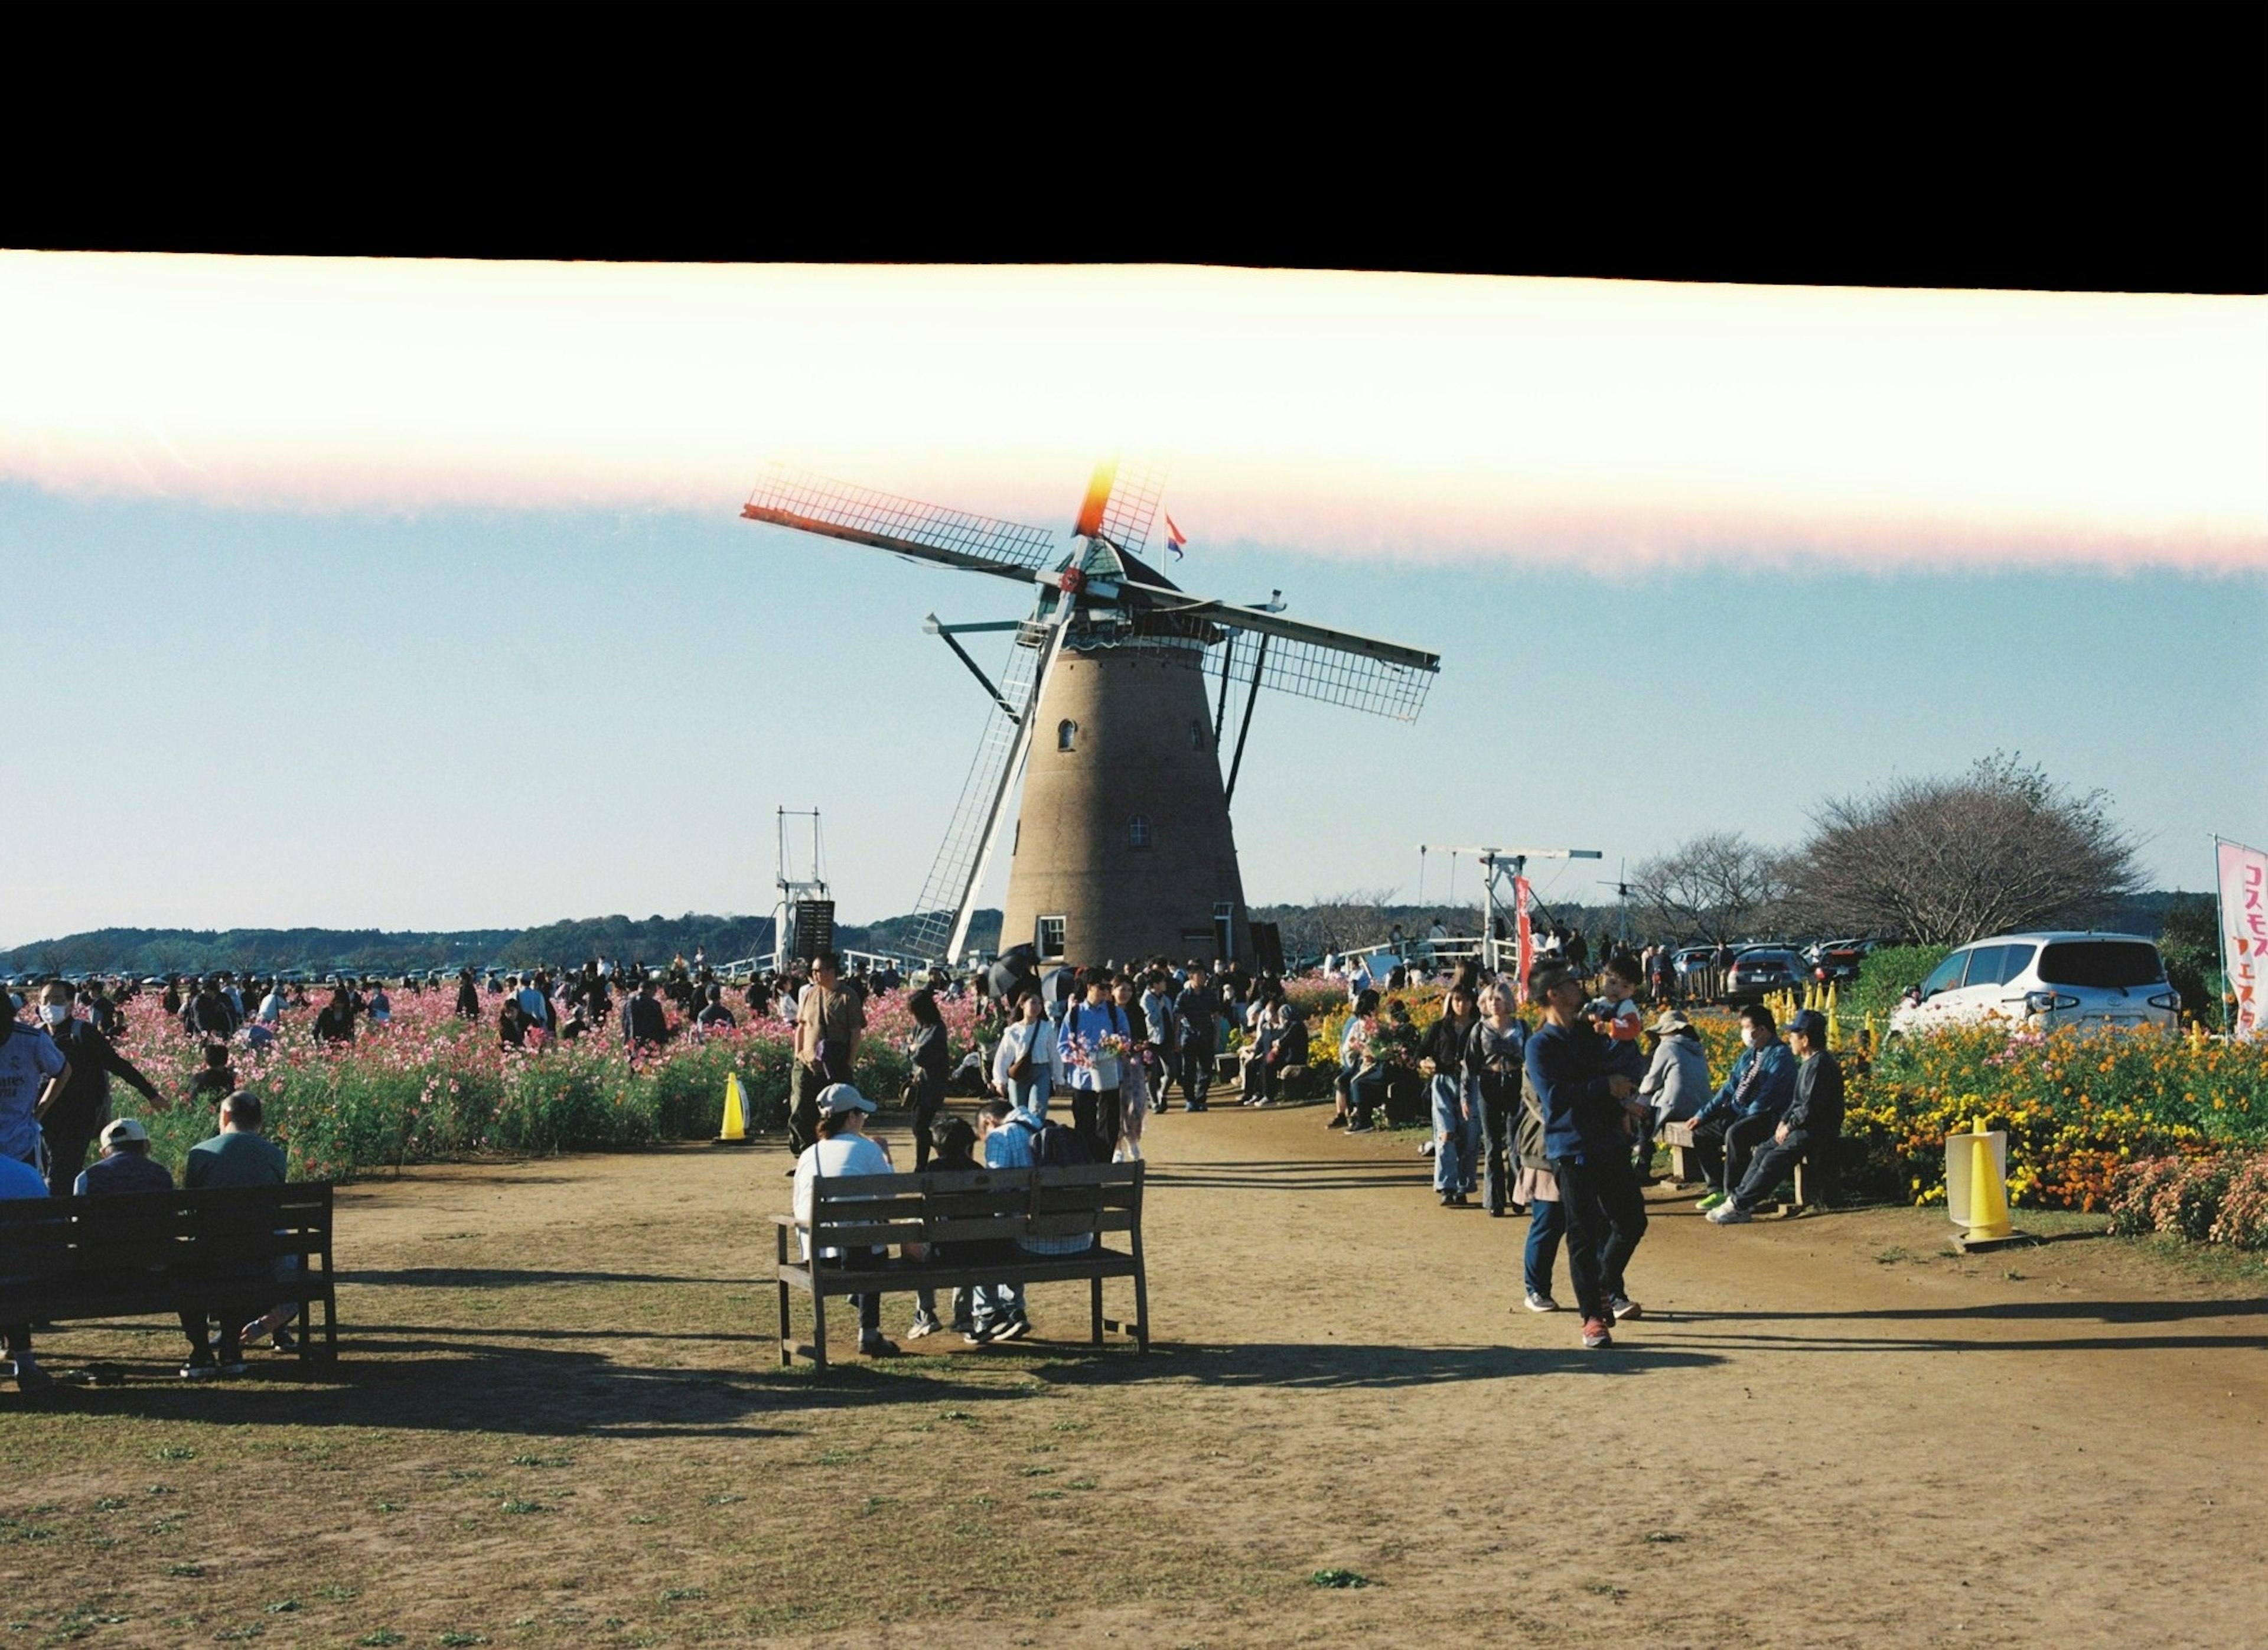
[1172,964,1220,1112]
[1709,1008,1845,1223]
[905,988,950,1170]
[32,982,169,1195]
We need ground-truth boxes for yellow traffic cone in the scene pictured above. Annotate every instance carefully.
[1949,1116,2023,1251]
[715,1071,752,1147]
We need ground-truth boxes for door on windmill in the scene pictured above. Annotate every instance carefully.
[1038,916,1068,961]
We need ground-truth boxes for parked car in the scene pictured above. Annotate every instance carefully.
[1886,932,2179,1038]
[1726,947,1809,1001]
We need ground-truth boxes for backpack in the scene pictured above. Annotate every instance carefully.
[1024,1115,1096,1169]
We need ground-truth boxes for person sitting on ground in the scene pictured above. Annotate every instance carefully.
[180,1091,289,1378]
[623,974,673,1052]
[909,1114,983,1340]
[694,983,737,1034]
[312,985,356,1046]
[74,1116,174,1195]
[186,1040,236,1107]
[966,1098,1097,1346]
[1687,1003,1796,1214]
[1710,1008,1845,1224]
[790,1083,900,1359]
[1633,1008,1711,1179]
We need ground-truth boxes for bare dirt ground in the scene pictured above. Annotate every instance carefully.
[3,1102,2263,1649]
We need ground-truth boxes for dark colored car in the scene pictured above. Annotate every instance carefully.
[1726,948,1808,1001]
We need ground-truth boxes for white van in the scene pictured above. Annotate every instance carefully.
[1888,932,2179,1037]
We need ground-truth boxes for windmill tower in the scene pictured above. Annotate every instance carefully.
[741,460,1441,966]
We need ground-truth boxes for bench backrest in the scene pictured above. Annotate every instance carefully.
[806,1163,1142,1251]
[0,1184,335,1285]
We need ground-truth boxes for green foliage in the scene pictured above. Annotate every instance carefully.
[1846,944,1950,1020]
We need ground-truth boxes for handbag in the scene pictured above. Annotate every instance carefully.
[1008,1029,1035,1084]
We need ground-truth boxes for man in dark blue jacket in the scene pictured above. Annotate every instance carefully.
[1524,964,1647,1349]
[1688,1003,1796,1212]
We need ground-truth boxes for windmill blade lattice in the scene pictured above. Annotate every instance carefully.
[1228,622,1436,721]
[901,632,1045,958]
[1093,459,1166,559]
[742,464,1058,582]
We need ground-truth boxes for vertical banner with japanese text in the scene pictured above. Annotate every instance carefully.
[2217,839,2266,1041]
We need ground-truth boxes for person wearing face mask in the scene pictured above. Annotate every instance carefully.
[1,991,70,1176]
[1685,1003,1797,1213]
[31,982,169,1195]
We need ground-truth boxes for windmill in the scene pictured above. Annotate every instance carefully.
[742,459,1441,966]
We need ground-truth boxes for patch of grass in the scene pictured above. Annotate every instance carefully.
[263,1599,299,1613]
[1875,1246,1911,1265]
[508,1454,571,1469]
[313,1584,359,1602]
[93,1497,127,1512]
[816,1449,855,1466]
[1067,1478,1097,1490]
[1643,1531,1683,1544]
[165,1564,206,1578]
[660,1589,706,1602]
[355,1633,405,1648]
[1310,1568,1370,1589]
[157,1446,197,1462]
[1021,1466,1056,1477]
[702,1493,742,1507]
[438,1635,488,1647]
[1587,1583,1627,1600]
[498,1499,549,1516]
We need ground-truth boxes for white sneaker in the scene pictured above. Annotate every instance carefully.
[1707,1202,1751,1224]
[1523,1291,1560,1313]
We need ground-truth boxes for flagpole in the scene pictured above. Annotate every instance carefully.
[2211,835,2228,1034]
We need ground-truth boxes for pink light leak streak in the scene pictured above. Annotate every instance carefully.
[2,255,2262,573]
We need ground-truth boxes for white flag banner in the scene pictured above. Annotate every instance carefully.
[2218,839,2268,1042]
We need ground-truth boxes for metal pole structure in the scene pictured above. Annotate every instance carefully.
[1422,845,1602,976]
[943,599,1079,965]
[1222,632,1270,811]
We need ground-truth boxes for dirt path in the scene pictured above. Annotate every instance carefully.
[4,1104,2263,1648]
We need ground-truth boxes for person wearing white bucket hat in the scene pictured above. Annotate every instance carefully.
[790,1084,900,1358]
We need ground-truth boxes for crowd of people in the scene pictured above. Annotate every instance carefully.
[1310,943,1847,1349]
[0,974,304,1388]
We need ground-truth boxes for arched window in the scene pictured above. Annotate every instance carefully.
[1057,719,1078,751]
[1128,814,1153,850]
[1188,718,1208,751]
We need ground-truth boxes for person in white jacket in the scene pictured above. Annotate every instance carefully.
[990,991,1061,1121]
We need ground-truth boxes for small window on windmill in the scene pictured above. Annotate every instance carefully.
[1038,916,1068,959]
[1057,719,1078,751]
[1188,718,1207,751]
[1128,814,1153,850]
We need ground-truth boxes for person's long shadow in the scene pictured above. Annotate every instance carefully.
[1032,1340,1725,1388]
[1148,1157,1435,1192]
[16,1324,1016,1435]
[347,1267,750,1290]
[1654,1294,2268,1356]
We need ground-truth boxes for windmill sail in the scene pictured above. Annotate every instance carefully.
[901,624,1048,960]
[1119,578,1440,721]
[742,464,1058,582]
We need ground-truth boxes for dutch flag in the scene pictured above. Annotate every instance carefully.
[1165,513,1187,561]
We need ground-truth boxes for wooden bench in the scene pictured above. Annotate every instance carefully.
[772,1163,1147,1370]
[1661,1122,1839,1213]
[0,1184,340,1368]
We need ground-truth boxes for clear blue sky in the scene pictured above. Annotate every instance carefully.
[5,481,2261,945]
